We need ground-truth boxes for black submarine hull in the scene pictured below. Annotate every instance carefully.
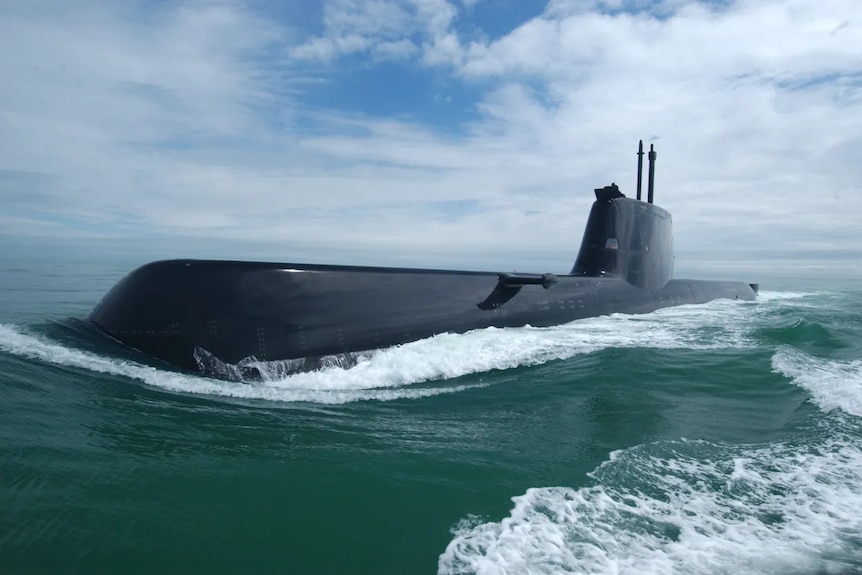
[88,142,758,379]
[89,259,756,377]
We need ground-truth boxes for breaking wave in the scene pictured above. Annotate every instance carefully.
[439,428,862,575]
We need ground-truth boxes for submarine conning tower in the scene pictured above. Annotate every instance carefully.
[571,141,674,292]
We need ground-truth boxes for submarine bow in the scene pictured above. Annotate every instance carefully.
[89,141,757,379]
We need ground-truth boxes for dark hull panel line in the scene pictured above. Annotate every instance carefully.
[89,142,757,379]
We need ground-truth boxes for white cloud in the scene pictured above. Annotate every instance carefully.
[290,0,462,63]
[373,38,420,59]
[1,0,861,277]
[290,0,422,61]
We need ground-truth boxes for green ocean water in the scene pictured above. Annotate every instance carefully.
[1,257,861,575]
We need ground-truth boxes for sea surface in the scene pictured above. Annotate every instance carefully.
[1,256,861,575]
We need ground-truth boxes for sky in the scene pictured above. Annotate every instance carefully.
[0,0,860,277]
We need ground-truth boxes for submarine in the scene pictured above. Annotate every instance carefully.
[89,141,758,380]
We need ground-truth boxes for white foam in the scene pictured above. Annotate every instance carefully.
[755,290,822,303]
[0,324,485,404]
[772,347,862,418]
[439,435,862,575]
[0,295,765,403]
